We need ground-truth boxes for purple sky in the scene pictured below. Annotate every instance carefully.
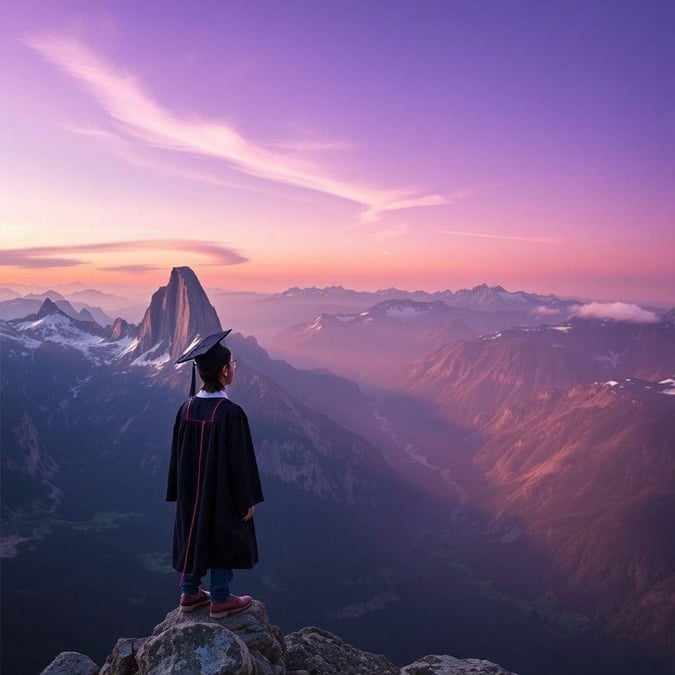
[1,1,673,304]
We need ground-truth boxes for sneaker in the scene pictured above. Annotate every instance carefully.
[210,594,252,618]
[179,588,211,612]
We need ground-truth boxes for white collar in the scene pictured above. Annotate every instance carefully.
[196,390,229,399]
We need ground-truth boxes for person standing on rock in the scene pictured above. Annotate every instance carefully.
[167,330,264,618]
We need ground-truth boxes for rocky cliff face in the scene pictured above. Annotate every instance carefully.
[40,601,517,675]
[133,266,222,362]
[108,317,136,341]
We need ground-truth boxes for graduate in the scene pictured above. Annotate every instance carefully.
[166,330,264,618]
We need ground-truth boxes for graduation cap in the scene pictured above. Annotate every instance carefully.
[176,329,232,396]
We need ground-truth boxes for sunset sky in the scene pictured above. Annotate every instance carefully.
[1,1,673,305]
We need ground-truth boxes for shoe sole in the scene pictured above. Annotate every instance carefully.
[210,602,251,619]
[180,600,210,613]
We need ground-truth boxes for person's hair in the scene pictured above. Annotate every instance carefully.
[197,346,231,392]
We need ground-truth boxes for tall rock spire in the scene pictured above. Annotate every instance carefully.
[133,267,222,361]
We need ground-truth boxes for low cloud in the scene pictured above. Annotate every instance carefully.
[571,302,659,323]
[0,240,247,269]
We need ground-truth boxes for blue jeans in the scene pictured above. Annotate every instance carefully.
[181,568,233,603]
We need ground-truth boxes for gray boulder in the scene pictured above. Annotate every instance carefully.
[137,621,252,675]
[401,655,518,675]
[139,600,286,675]
[99,638,146,675]
[285,626,398,674]
[40,651,99,675]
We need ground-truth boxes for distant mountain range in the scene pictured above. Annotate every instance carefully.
[210,283,584,348]
[272,283,570,313]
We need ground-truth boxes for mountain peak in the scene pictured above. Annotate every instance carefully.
[133,267,221,362]
[36,298,67,319]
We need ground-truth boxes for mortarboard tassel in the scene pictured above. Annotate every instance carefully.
[189,362,196,397]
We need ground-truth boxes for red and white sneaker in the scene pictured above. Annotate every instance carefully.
[210,594,252,618]
[179,588,211,612]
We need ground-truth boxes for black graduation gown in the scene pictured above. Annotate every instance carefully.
[166,396,264,576]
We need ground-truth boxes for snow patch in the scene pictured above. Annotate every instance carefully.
[548,325,571,333]
[131,350,171,369]
[594,351,623,368]
[659,378,675,396]
[385,305,427,319]
[304,317,323,333]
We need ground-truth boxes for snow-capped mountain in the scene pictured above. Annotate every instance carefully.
[2,299,136,366]
[0,293,113,325]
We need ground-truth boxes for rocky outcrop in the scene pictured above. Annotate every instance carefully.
[41,651,99,675]
[41,600,517,675]
[94,600,285,675]
[400,655,516,674]
[133,266,222,362]
[285,626,398,674]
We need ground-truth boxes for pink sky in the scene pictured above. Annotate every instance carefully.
[1,2,673,305]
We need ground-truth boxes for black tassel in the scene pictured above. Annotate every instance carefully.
[189,363,196,397]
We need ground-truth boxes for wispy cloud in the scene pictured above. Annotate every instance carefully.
[25,32,444,220]
[0,240,247,269]
[571,302,660,323]
[441,229,560,244]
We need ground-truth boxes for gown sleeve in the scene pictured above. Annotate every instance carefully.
[226,406,264,515]
[165,406,184,502]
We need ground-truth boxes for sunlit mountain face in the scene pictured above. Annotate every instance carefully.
[1,270,672,675]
